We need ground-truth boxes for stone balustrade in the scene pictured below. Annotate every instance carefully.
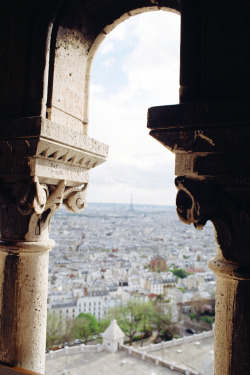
[46,331,213,375]
[46,343,104,361]
[137,330,214,353]
[120,344,199,375]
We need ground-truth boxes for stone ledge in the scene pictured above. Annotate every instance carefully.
[147,99,250,131]
[0,117,108,185]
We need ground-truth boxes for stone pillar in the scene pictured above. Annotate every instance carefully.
[148,101,250,375]
[0,178,64,373]
[209,260,250,374]
[0,242,51,373]
[0,117,108,373]
[175,176,250,374]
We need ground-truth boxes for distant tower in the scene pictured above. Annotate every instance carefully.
[129,194,134,212]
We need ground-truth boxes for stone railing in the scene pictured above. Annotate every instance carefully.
[45,331,214,375]
[138,330,214,353]
[120,345,199,375]
[119,331,214,375]
[46,343,103,361]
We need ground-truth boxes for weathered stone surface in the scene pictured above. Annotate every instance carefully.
[0,115,108,373]
[0,244,50,374]
[0,117,108,185]
[0,0,250,374]
[148,100,250,130]
[48,27,88,133]
[148,99,250,374]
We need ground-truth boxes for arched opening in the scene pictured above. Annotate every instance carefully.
[45,1,180,135]
[87,10,180,205]
[46,8,216,374]
[1,1,250,374]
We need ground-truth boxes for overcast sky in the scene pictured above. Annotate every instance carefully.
[87,11,180,206]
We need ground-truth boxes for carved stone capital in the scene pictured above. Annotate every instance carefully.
[148,100,250,185]
[175,176,217,230]
[148,100,250,266]
[0,116,108,245]
[175,176,250,266]
[0,178,91,243]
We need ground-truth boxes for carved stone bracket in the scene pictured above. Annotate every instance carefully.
[148,100,250,267]
[0,177,89,243]
[0,117,106,374]
[175,176,217,230]
[174,176,248,264]
[23,179,66,242]
[0,116,108,244]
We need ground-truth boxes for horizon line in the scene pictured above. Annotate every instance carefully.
[87,201,175,207]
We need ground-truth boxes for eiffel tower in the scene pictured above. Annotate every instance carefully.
[129,194,134,212]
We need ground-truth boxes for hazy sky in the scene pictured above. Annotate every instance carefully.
[87,11,180,206]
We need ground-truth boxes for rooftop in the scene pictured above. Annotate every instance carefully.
[45,350,182,375]
[45,334,214,375]
[148,336,214,375]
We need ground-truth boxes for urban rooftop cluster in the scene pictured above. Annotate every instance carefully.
[48,203,216,325]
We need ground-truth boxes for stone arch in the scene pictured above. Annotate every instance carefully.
[44,0,181,134]
[1,1,250,374]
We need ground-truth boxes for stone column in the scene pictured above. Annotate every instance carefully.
[0,178,64,373]
[0,242,52,373]
[175,176,250,374]
[0,117,108,373]
[148,100,250,375]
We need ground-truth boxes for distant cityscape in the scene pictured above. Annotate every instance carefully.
[48,203,216,326]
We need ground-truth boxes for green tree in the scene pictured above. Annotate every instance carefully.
[156,294,164,302]
[151,305,172,343]
[162,325,179,341]
[200,315,214,327]
[110,300,144,346]
[170,268,189,279]
[189,297,205,321]
[178,287,186,293]
[46,311,65,350]
[137,302,154,347]
[72,313,99,344]
[98,318,111,333]
[63,317,74,344]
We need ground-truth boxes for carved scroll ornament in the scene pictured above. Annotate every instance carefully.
[63,184,87,212]
[175,176,250,265]
[0,178,88,242]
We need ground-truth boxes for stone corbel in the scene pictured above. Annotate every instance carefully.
[22,178,66,242]
[147,100,250,267]
[147,102,250,375]
[0,117,108,373]
[0,177,64,242]
[174,176,248,266]
[0,116,109,243]
[175,176,217,230]
[21,180,88,241]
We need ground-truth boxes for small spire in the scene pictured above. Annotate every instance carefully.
[129,194,134,212]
